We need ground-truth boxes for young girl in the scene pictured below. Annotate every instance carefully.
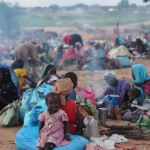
[52,78,84,135]
[37,92,71,150]
[12,59,37,88]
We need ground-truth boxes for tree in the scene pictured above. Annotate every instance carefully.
[49,5,59,10]
[0,1,20,33]
[144,0,150,2]
[130,3,137,8]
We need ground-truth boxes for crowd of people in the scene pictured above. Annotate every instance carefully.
[0,33,150,150]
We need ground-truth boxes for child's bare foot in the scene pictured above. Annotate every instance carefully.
[110,103,114,119]
[114,105,121,120]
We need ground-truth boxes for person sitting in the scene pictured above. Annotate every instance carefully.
[131,64,150,101]
[37,92,71,150]
[64,72,78,101]
[38,44,54,64]
[93,42,105,57]
[54,45,64,66]
[75,42,85,58]
[135,38,146,55]
[62,47,81,62]
[112,88,146,122]
[36,64,57,88]
[52,78,84,135]
[0,67,18,110]
[96,71,131,108]
[12,59,37,88]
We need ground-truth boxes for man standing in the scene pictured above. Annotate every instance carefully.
[14,42,41,78]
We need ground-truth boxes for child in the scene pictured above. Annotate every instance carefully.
[37,92,71,150]
[52,78,84,135]
[12,59,37,88]
[64,72,78,101]
[111,88,144,121]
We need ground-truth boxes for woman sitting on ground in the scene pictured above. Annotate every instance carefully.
[131,64,150,102]
[38,44,54,63]
[36,64,58,88]
[135,38,146,55]
[62,47,81,62]
[96,71,131,108]
[52,78,84,135]
[64,72,78,101]
[93,42,105,57]
[75,42,85,59]
[0,67,18,110]
[12,59,37,88]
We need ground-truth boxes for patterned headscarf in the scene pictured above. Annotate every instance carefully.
[52,78,74,105]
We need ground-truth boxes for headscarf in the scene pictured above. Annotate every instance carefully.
[75,42,85,57]
[62,47,81,61]
[41,63,56,79]
[0,67,18,106]
[103,71,116,79]
[132,64,150,98]
[52,78,74,105]
[12,59,24,69]
[94,42,100,48]
[63,36,72,45]
[42,44,49,53]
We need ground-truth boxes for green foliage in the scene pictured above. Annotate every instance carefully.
[0,1,20,33]
[130,3,137,8]
[144,0,150,2]
[49,5,59,10]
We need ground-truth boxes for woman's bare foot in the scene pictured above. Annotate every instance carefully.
[114,105,121,120]
[110,103,114,119]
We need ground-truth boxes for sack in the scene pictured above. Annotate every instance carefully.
[24,111,39,126]
[15,126,90,150]
[80,99,100,125]
[19,108,25,123]
[115,56,131,67]
[24,100,48,126]
[108,45,130,58]
[0,100,22,127]
[77,86,95,106]
[83,116,99,140]
[109,58,122,69]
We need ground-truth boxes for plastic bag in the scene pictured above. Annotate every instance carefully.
[115,56,131,67]
[19,108,25,123]
[20,89,35,112]
[108,134,128,143]
[83,116,99,140]
[24,100,48,126]
[77,86,95,106]
[15,126,90,150]
[0,100,22,127]
[90,136,115,150]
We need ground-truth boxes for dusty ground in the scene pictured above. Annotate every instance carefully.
[0,58,150,150]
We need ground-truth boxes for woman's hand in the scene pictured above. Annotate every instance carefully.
[43,74,50,82]
[64,135,71,141]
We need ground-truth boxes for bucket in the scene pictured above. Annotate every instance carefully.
[98,108,108,124]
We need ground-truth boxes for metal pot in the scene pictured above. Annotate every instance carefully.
[98,108,108,124]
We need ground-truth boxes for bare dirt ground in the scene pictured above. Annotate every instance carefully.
[0,58,150,150]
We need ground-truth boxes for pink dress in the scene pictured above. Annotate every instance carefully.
[37,109,71,148]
